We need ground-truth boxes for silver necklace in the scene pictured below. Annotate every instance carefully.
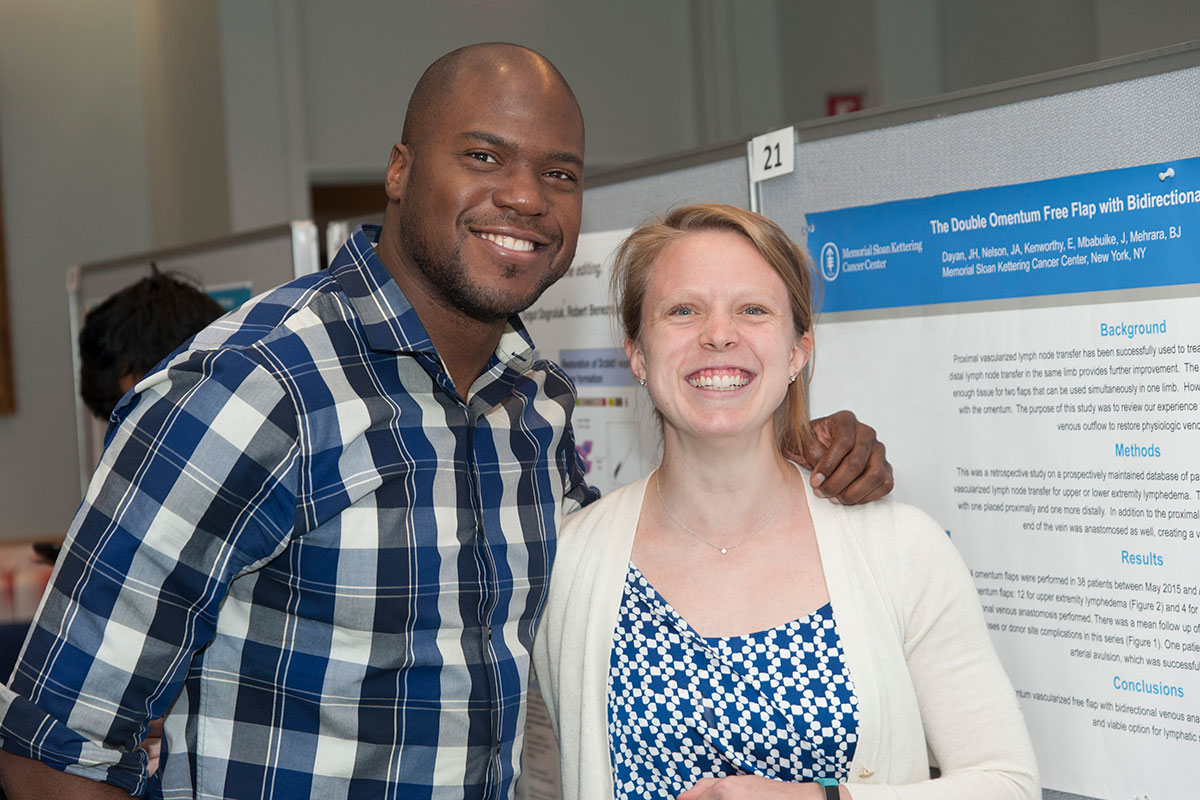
[655,470,791,555]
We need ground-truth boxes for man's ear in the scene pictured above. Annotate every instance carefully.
[385,143,412,202]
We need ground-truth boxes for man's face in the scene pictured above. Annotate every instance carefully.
[389,65,585,323]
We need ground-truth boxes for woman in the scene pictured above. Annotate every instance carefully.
[532,205,1038,800]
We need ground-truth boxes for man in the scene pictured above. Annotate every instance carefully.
[0,44,890,799]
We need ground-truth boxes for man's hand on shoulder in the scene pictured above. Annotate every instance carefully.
[791,410,893,504]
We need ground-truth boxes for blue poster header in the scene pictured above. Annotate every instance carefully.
[806,158,1200,312]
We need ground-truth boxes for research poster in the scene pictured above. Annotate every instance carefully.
[522,228,659,496]
[804,158,1200,800]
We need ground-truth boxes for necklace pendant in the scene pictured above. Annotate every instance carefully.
[655,470,791,558]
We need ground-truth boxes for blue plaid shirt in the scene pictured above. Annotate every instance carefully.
[0,225,597,799]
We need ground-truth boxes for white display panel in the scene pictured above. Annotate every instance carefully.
[802,157,1199,800]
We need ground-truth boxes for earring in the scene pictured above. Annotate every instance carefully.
[788,374,797,383]
[638,377,646,386]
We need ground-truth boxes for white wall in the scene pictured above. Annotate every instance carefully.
[138,0,231,246]
[219,0,310,229]
[256,1,709,179]
[0,0,1196,541]
[0,0,227,541]
[0,1,155,539]
[876,0,944,105]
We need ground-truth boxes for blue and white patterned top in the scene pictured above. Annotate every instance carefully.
[608,563,859,799]
[0,225,597,800]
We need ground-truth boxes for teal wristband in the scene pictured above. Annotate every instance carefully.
[815,778,839,800]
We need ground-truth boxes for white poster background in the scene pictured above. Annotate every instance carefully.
[809,295,1200,800]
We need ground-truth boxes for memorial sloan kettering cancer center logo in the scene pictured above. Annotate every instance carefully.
[820,242,840,281]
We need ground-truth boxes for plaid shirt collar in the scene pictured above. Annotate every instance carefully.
[335,224,537,410]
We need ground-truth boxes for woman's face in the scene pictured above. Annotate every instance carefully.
[626,230,812,445]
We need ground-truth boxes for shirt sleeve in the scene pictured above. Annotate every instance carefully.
[538,360,600,516]
[559,418,601,516]
[0,347,300,795]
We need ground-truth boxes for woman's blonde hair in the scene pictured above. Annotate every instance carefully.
[611,203,818,453]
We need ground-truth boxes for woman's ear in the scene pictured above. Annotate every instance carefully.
[625,338,646,385]
[790,330,814,378]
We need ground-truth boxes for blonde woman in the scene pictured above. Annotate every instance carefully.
[533,205,1037,800]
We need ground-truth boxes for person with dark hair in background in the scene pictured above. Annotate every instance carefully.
[78,268,225,421]
[0,45,893,799]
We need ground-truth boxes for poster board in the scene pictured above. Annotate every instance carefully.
[759,46,1200,800]
[518,43,1200,800]
[66,221,320,497]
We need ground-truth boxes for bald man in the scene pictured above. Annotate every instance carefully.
[0,44,890,799]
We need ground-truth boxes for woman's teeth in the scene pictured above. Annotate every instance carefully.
[687,373,749,391]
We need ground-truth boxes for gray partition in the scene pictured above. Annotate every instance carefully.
[761,43,1200,270]
[582,144,749,233]
[67,221,320,495]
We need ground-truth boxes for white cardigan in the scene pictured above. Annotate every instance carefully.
[532,469,1039,800]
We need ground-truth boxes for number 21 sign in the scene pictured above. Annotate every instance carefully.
[748,126,794,184]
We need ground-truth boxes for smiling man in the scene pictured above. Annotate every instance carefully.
[0,44,891,800]
[379,46,585,396]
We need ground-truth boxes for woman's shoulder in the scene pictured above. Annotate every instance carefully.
[786,463,914,536]
[838,494,943,532]
[825,495,975,617]
[819,490,955,562]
